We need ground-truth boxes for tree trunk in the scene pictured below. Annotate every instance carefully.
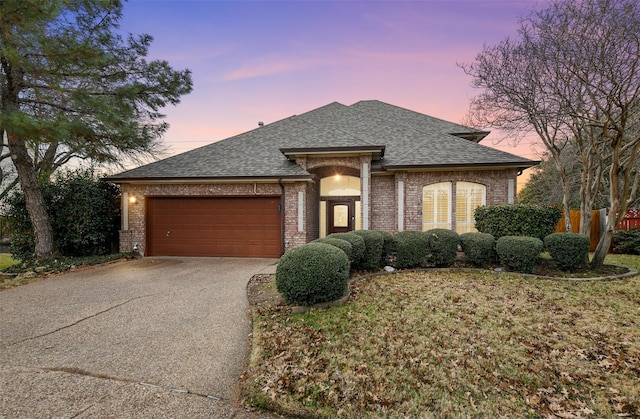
[591,140,624,269]
[6,134,55,258]
[591,225,612,269]
[558,165,572,232]
[548,152,573,231]
[579,201,592,236]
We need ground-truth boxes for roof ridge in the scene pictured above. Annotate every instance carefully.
[350,100,478,135]
[295,102,381,147]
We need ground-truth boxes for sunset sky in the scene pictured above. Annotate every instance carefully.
[119,0,546,171]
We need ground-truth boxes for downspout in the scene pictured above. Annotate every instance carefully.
[278,178,285,255]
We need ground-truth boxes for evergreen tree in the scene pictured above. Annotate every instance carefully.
[0,1,192,257]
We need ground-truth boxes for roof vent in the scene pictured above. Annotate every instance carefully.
[258,121,264,127]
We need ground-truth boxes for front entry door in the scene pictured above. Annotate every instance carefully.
[328,200,355,234]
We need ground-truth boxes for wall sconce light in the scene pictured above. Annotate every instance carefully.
[129,195,138,205]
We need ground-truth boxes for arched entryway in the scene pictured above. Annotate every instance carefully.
[317,169,361,237]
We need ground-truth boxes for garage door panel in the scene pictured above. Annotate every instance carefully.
[147,197,281,257]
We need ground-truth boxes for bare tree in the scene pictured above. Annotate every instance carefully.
[460,35,576,232]
[462,0,640,268]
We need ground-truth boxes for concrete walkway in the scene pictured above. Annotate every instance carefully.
[0,257,279,418]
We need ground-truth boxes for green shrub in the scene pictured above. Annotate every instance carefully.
[496,236,543,274]
[544,233,590,271]
[276,243,350,306]
[424,228,459,267]
[393,231,429,269]
[327,233,365,266]
[475,204,561,240]
[352,230,384,271]
[612,229,640,255]
[376,230,398,267]
[314,237,353,262]
[460,232,496,267]
[4,185,51,261]
[4,168,120,261]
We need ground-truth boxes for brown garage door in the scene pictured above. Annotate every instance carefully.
[146,197,282,257]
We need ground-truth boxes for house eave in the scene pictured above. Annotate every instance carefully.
[105,174,315,185]
[280,145,385,160]
[450,131,491,143]
[378,161,540,173]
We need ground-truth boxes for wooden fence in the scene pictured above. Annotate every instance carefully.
[554,210,601,251]
[554,208,640,251]
[615,208,640,230]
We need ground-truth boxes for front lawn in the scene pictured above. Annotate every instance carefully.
[244,255,640,418]
[0,253,18,271]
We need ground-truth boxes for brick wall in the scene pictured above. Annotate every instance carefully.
[402,169,517,231]
[118,167,518,256]
[371,174,396,232]
[282,181,320,250]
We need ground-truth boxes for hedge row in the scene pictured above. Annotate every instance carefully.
[276,228,595,306]
[474,204,561,240]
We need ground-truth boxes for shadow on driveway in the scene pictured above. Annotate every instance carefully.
[0,257,278,418]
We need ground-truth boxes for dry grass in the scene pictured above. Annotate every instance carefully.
[245,261,640,418]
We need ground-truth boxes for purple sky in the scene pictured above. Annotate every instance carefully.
[120,0,545,165]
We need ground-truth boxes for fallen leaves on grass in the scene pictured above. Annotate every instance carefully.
[245,271,640,418]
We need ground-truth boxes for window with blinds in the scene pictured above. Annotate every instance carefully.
[423,182,451,230]
[455,182,486,233]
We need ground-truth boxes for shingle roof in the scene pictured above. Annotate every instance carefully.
[107,100,538,181]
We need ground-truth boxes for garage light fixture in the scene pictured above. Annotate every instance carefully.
[129,195,138,205]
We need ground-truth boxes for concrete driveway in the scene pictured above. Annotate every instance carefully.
[0,257,278,418]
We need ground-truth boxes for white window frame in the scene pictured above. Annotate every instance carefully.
[422,182,452,230]
[455,181,486,234]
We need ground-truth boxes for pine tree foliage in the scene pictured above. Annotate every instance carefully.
[0,0,193,257]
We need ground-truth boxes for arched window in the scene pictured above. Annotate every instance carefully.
[423,182,451,230]
[455,182,486,233]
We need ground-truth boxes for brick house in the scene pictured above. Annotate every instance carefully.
[107,100,538,257]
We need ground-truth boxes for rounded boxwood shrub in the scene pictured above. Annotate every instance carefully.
[424,228,459,267]
[393,231,429,269]
[327,232,365,266]
[352,230,384,271]
[376,230,398,267]
[612,228,640,255]
[314,237,353,262]
[276,242,350,306]
[544,233,590,271]
[496,236,543,274]
[460,232,496,267]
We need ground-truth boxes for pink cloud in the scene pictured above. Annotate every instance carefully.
[222,57,322,82]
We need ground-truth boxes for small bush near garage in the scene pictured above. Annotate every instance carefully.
[352,230,384,271]
[327,233,365,267]
[393,231,429,269]
[612,229,640,255]
[424,228,459,267]
[460,232,496,267]
[276,242,350,306]
[496,236,543,274]
[475,204,561,240]
[314,237,354,262]
[544,233,590,271]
